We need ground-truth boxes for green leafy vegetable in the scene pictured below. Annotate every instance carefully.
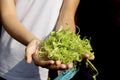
[39,26,94,64]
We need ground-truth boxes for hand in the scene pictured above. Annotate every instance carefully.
[25,39,94,70]
[25,39,73,70]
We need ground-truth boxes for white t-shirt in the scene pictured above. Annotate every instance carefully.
[0,0,63,80]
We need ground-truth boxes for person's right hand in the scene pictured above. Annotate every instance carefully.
[25,39,73,70]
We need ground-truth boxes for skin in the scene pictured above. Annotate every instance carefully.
[0,0,94,70]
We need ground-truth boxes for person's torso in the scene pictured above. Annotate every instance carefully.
[0,0,63,80]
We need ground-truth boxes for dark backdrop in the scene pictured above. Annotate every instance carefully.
[76,0,120,80]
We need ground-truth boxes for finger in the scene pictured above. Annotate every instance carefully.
[25,48,33,64]
[67,63,73,68]
[55,60,61,65]
[36,59,55,67]
[44,60,67,70]
[88,54,95,60]
[59,64,67,69]
[25,45,37,63]
[47,63,67,70]
[55,61,69,69]
[25,39,41,64]
[82,54,90,59]
[44,60,55,65]
[82,54,95,60]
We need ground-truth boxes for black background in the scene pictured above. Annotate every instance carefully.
[76,0,120,80]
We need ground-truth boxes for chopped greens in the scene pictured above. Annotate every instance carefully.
[39,26,94,64]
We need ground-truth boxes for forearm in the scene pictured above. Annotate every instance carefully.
[55,0,80,33]
[2,15,38,46]
[0,0,38,46]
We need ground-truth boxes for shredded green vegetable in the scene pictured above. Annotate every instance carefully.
[39,26,94,64]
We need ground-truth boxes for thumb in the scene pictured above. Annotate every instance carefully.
[25,39,40,64]
[25,47,34,64]
[25,44,38,64]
